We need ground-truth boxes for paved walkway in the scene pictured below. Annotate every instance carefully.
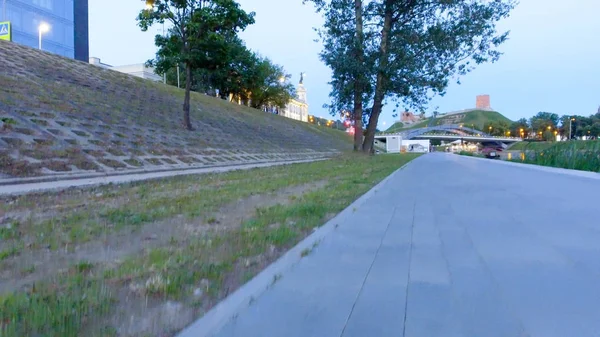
[186,153,600,337]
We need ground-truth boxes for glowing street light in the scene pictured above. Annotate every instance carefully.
[569,117,576,140]
[38,22,50,50]
[145,0,155,9]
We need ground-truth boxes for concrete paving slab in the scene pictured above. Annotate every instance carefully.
[181,153,600,337]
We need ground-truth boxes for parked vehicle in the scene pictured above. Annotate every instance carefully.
[480,147,501,159]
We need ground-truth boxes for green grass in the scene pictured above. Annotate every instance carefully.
[385,110,512,133]
[0,273,113,337]
[0,153,421,337]
[385,119,430,133]
[7,156,399,250]
[509,140,600,172]
[458,110,512,130]
[508,141,556,151]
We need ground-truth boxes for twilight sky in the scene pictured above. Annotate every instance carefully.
[89,0,600,129]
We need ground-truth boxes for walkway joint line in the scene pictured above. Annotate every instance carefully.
[402,201,417,337]
[339,206,398,337]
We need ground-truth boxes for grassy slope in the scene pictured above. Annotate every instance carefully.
[0,153,421,336]
[0,41,350,177]
[385,110,513,133]
[458,110,512,129]
[509,141,555,151]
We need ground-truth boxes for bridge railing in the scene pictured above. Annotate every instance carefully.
[418,132,523,140]
[377,128,523,141]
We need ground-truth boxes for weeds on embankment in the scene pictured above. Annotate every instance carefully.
[509,141,600,172]
[0,153,420,337]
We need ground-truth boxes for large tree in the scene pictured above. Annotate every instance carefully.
[246,57,296,110]
[307,0,516,153]
[159,36,295,112]
[529,111,559,135]
[307,0,377,150]
[484,120,511,137]
[138,0,254,130]
[510,118,530,138]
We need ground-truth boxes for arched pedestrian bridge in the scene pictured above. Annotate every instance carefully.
[375,124,522,152]
[381,124,521,142]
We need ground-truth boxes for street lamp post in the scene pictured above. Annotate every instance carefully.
[38,22,50,50]
[569,117,575,140]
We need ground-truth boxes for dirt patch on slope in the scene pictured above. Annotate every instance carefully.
[0,180,327,296]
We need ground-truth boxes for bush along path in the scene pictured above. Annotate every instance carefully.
[0,153,421,337]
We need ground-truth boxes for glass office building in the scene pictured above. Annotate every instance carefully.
[2,0,88,61]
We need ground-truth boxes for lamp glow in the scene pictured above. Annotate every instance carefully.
[38,22,50,50]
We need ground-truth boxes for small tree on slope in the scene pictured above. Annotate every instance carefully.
[137,0,255,130]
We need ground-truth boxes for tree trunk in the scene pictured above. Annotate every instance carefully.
[353,94,363,151]
[353,0,365,152]
[183,63,193,130]
[362,0,393,154]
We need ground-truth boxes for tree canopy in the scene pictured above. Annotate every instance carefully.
[138,0,255,130]
[306,0,517,153]
[138,1,297,124]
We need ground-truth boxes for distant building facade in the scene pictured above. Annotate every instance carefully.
[400,111,424,125]
[281,82,309,122]
[3,0,89,61]
[476,94,492,110]
[89,57,163,82]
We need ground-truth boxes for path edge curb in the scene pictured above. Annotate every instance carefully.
[177,156,420,337]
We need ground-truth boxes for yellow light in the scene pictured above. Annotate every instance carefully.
[279,76,285,83]
[38,22,50,33]
[145,0,155,9]
[547,125,551,130]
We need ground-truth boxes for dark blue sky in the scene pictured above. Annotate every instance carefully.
[90,0,600,128]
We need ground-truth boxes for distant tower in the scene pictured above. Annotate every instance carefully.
[476,95,491,110]
[297,74,307,103]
